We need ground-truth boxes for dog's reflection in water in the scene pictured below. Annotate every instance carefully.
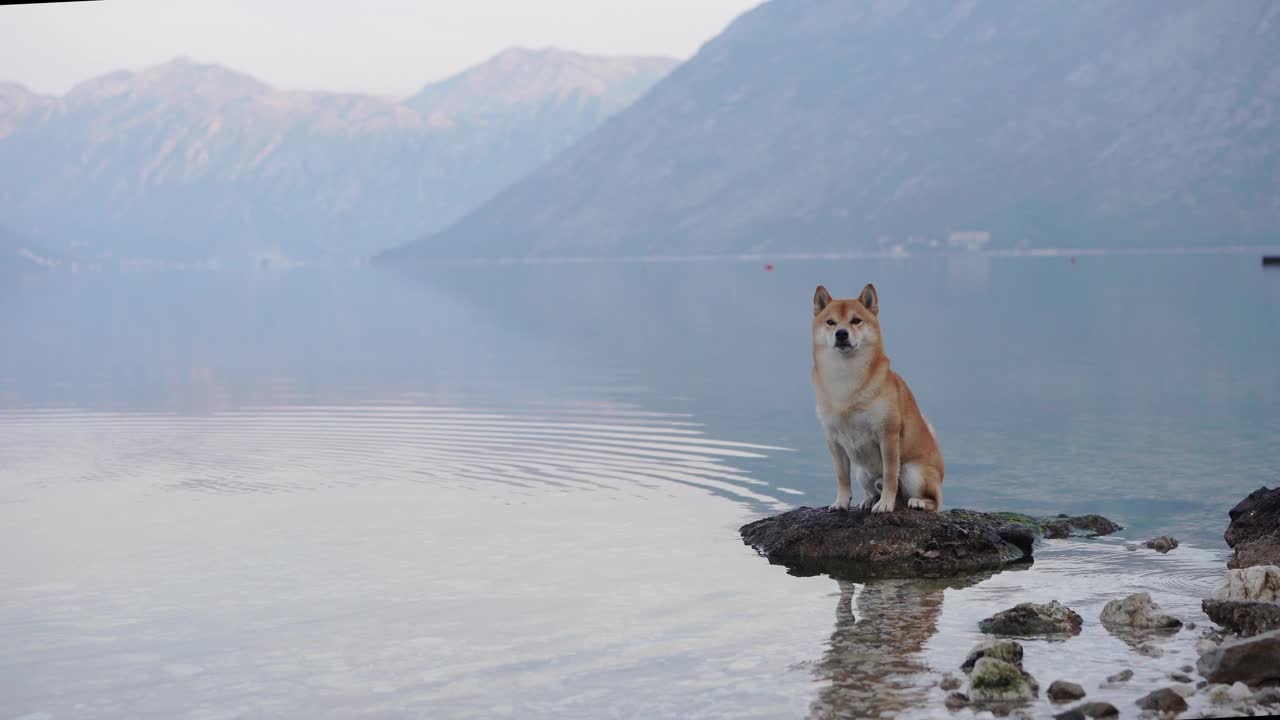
[808,572,994,720]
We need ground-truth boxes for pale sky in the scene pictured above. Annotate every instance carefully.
[0,0,761,97]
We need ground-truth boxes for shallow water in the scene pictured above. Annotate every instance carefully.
[1,256,1278,719]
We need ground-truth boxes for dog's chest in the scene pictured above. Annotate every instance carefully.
[821,412,884,470]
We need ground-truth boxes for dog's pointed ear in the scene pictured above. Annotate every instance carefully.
[858,283,879,316]
[813,285,832,316]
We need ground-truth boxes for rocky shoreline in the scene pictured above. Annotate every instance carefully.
[739,486,1280,718]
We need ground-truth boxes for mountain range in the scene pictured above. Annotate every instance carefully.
[389,0,1280,261]
[0,48,676,264]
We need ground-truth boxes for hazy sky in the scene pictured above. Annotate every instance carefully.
[0,0,760,97]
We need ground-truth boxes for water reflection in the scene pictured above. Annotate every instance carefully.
[809,572,994,719]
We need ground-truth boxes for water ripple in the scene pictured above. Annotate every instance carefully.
[0,406,793,508]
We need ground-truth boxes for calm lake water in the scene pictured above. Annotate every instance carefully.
[1,255,1278,719]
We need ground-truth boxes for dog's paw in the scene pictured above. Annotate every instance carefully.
[871,497,896,514]
[907,497,937,511]
[857,496,877,511]
[828,496,851,511]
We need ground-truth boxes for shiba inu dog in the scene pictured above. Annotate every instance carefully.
[812,283,944,513]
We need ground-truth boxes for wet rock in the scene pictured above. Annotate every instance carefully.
[1195,680,1208,690]
[1201,599,1280,637]
[1143,536,1180,553]
[738,506,1036,579]
[1225,487,1280,570]
[1137,642,1165,658]
[1134,687,1188,714]
[962,639,1024,672]
[1106,669,1134,684]
[1180,665,1194,673]
[1170,684,1195,698]
[1196,638,1220,655]
[940,674,963,690]
[1213,565,1280,602]
[1227,681,1253,702]
[1053,701,1120,720]
[1185,622,1197,630]
[1038,514,1123,539]
[1100,592,1183,629]
[1170,672,1193,683]
[1254,687,1280,706]
[1196,628,1280,685]
[1047,680,1086,702]
[969,656,1039,703]
[1208,684,1232,704]
[945,691,970,709]
[978,600,1083,636]
[1075,702,1119,718]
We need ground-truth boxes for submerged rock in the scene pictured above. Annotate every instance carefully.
[1081,702,1119,718]
[992,512,1122,539]
[1134,687,1188,713]
[1099,592,1183,629]
[962,639,1024,673]
[978,600,1084,636]
[1213,565,1280,602]
[945,691,970,710]
[1143,536,1180,553]
[1196,627,1280,685]
[1105,669,1134,684]
[1225,486,1280,569]
[738,506,1036,579]
[940,674,963,691]
[1047,680,1086,703]
[1136,642,1164,658]
[969,656,1039,703]
[1202,598,1280,637]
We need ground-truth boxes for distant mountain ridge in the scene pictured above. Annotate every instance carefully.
[0,49,677,263]
[388,0,1280,261]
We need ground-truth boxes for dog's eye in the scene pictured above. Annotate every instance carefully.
[850,317,862,325]
[826,319,836,326]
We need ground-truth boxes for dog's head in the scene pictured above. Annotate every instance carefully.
[812,283,881,356]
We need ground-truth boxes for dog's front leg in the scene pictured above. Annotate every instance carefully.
[826,438,852,510]
[871,422,901,513]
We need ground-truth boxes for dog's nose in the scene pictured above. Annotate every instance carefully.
[835,328,849,342]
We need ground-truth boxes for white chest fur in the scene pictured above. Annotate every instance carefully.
[818,401,887,475]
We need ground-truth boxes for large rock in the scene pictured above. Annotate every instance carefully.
[1099,592,1182,629]
[1225,487,1280,569]
[1196,628,1280,685]
[739,507,1122,579]
[1134,688,1188,714]
[1203,599,1280,637]
[738,506,1036,579]
[1047,680,1087,703]
[961,639,1024,673]
[968,656,1039,703]
[1213,565,1280,601]
[978,600,1084,636]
